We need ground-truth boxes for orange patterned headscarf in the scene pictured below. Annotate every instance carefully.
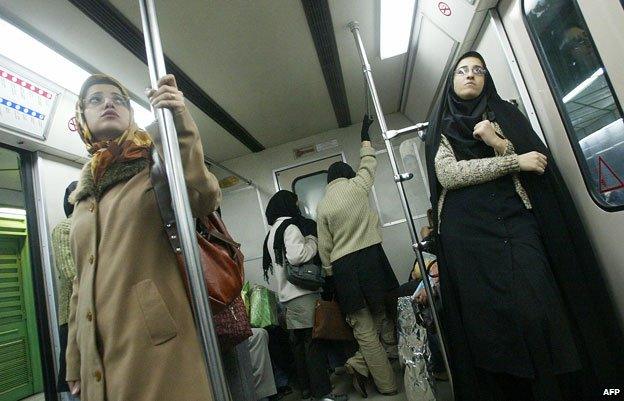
[76,74,152,183]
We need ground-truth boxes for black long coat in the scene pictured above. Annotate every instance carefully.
[425,96,624,400]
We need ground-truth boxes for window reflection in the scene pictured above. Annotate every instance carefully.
[292,171,328,220]
[524,0,624,208]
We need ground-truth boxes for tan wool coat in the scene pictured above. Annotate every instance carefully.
[66,109,221,401]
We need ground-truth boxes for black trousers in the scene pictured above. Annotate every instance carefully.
[57,324,70,393]
[290,328,331,398]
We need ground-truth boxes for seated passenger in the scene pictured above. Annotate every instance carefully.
[425,51,624,400]
[316,122,399,398]
[248,328,277,401]
[66,74,221,401]
[412,254,447,381]
[383,245,435,326]
[262,190,347,401]
[412,254,438,304]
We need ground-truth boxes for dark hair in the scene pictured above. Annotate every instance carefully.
[455,51,486,69]
[327,161,356,183]
[63,181,78,217]
[426,209,434,228]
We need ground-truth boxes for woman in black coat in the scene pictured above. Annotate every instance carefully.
[424,51,624,401]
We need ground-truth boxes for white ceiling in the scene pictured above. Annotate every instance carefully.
[0,0,408,162]
[109,0,408,152]
[330,0,406,122]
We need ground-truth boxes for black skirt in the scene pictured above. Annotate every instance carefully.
[439,176,580,379]
[332,244,399,315]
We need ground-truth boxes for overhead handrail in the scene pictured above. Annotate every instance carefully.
[204,156,255,187]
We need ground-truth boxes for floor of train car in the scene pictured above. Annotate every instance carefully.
[281,361,453,401]
[17,364,453,401]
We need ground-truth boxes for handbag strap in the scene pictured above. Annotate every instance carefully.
[150,146,182,255]
[151,148,240,253]
[199,216,240,249]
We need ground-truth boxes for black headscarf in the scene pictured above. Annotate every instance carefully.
[441,51,495,160]
[64,181,78,217]
[424,51,624,399]
[262,190,317,281]
[327,161,355,183]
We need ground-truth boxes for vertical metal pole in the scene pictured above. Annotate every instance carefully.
[138,1,231,400]
[348,21,455,397]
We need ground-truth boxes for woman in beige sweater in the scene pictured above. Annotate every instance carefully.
[317,118,399,397]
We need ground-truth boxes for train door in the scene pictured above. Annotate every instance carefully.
[497,0,624,321]
[0,146,43,401]
[274,154,344,220]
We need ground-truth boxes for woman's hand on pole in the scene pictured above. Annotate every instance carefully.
[146,74,186,115]
[518,151,548,174]
[473,120,506,152]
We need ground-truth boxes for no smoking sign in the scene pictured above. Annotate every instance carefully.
[68,117,78,132]
[438,1,452,16]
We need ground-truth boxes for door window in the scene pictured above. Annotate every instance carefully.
[524,0,624,209]
[275,154,343,220]
[292,172,329,220]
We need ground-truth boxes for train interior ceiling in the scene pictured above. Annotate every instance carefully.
[0,0,622,401]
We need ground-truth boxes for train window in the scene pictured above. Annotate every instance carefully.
[292,171,328,220]
[524,0,624,209]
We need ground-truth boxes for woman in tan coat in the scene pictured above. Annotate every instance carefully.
[65,73,221,401]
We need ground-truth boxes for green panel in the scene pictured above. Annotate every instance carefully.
[0,215,44,400]
[19,236,43,393]
[0,333,31,401]
[0,237,32,401]
[0,216,26,238]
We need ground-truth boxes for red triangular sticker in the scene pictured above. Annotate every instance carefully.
[598,156,624,193]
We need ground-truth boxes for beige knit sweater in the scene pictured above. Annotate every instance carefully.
[51,218,77,325]
[317,144,382,270]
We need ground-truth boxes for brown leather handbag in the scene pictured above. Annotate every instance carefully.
[312,299,354,341]
[175,214,245,312]
[150,147,245,313]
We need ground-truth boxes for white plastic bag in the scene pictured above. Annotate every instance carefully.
[397,296,436,401]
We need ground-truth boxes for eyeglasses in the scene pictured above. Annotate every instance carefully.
[455,65,487,76]
[83,94,129,108]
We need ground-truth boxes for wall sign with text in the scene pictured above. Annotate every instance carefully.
[0,63,58,140]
